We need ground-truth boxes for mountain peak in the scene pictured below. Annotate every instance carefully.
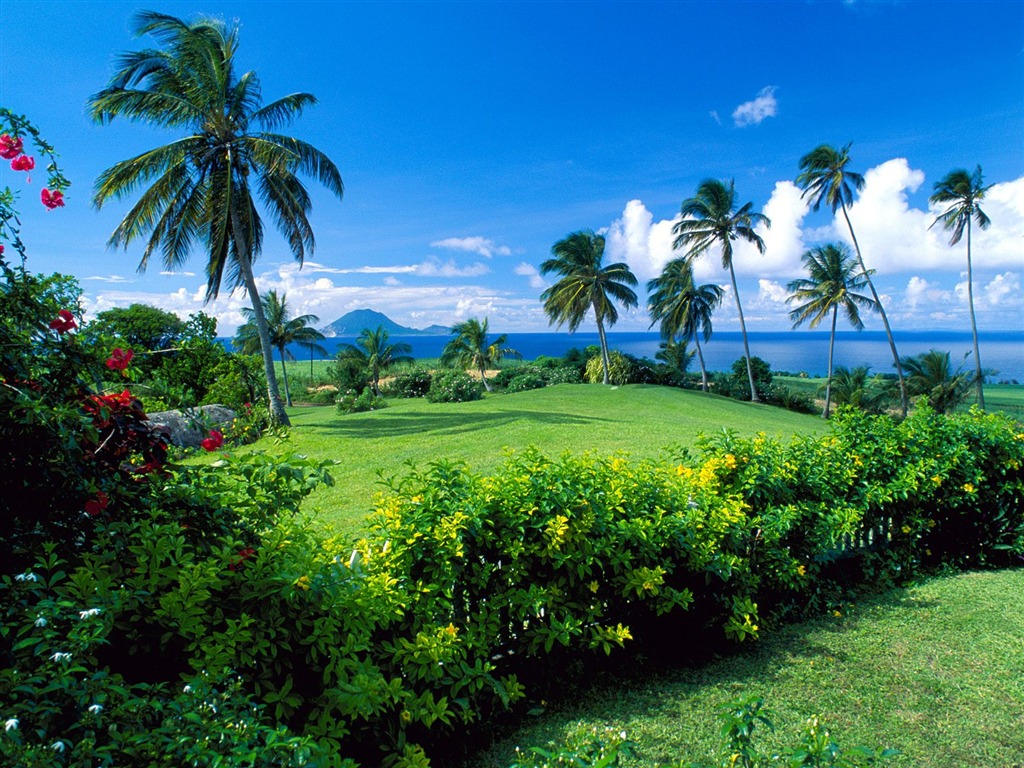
[321,309,449,337]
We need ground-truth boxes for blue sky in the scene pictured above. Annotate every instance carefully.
[2,0,1022,335]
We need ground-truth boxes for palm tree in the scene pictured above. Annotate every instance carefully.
[89,12,344,426]
[233,290,326,407]
[672,179,769,402]
[337,326,413,397]
[828,366,887,413]
[900,349,975,415]
[796,143,907,417]
[540,230,639,385]
[786,243,875,418]
[440,317,520,392]
[929,166,991,410]
[654,339,696,385]
[647,257,724,392]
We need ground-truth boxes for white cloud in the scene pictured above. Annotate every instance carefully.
[515,262,546,289]
[732,86,778,127]
[383,276,401,287]
[159,270,195,277]
[757,279,789,304]
[709,110,721,125]
[605,199,680,284]
[430,236,511,258]
[839,162,1024,273]
[981,271,1020,306]
[414,258,490,278]
[83,275,130,283]
[905,276,951,309]
[731,181,810,278]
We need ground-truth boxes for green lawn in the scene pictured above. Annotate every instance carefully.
[462,569,1024,768]
[233,384,827,537]
[775,376,1024,419]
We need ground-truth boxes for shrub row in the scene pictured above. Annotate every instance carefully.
[6,401,1021,766]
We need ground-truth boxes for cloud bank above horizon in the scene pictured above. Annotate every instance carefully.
[80,159,1024,336]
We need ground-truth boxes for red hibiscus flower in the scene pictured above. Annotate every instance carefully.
[49,309,77,334]
[84,491,110,517]
[201,429,224,452]
[106,347,134,371]
[41,189,65,209]
[11,155,35,173]
[0,134,23,160]
[228,546,257,571]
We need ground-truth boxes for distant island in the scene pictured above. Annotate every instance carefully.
[320,309,450,337]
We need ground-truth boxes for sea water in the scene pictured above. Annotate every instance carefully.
[273,330,1024,383]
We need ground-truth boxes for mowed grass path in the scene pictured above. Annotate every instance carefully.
[462,569,1024,768]
[258,384,827,536]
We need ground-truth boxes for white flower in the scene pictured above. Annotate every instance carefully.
[14,573,39,582]
[50,652,72,663]
[34,615,47,627]
[79,608,102,620]
[88,704,103,715]
[51,740,65,752]
[183,684,193,694]
[4,718,18,732]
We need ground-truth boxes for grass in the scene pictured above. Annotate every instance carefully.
[461,569,1024,768]
[225,384,827,538]
[775,376,1024,419]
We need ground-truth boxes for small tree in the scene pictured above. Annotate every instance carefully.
[440,317,520,392]
[336,326,413,397]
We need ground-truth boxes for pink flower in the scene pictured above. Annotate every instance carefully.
[228,546,256,571]
[0,134,23,160]
[0,244,4,256]
[49,310,77,334]
[41,189,65,210]
[11,155,35,172]
[106,347,134,371]
[200,429,224,452]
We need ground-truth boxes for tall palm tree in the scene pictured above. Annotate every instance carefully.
[89,12,344,426]
[337,326,413,397]
[828,366,887,414]
[540,230,638,385]
[440,317,520,392]
[233,290,326,407]
[672,179,769,402]
[786,243,875,418]
[796,143,907,417]
[646,257,724,392]
[929,166,991,410]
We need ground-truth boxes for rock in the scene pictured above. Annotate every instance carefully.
[147,404,237,449]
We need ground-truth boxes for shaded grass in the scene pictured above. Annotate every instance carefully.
[461,569,1024,768]
[231,384,827,538]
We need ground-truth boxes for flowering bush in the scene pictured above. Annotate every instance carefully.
[426,370,482,403]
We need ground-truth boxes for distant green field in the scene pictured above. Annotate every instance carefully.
[231,384,827,537]
[775,376,1024,418]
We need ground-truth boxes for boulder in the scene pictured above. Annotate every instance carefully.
[147,404,237,449]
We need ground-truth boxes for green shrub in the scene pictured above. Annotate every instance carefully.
[505,373,547,393]
[769,385,817,415]
[384,367,433,398]
[584,351,633,385]
[426,370,482,403]
[336,388,388,414]
[202,354,267,410]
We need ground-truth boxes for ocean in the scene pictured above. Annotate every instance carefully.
[265,329,1024,384]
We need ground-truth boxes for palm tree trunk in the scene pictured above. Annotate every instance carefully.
[231,209,291,426]
[479,367,492,392]
[278,345,293,407]
[595,310,611,385]
[695,336,709,392]
[966,219,985,410]
[840,203,907,417]
[824,307,837,419]
[727,262,759,402]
